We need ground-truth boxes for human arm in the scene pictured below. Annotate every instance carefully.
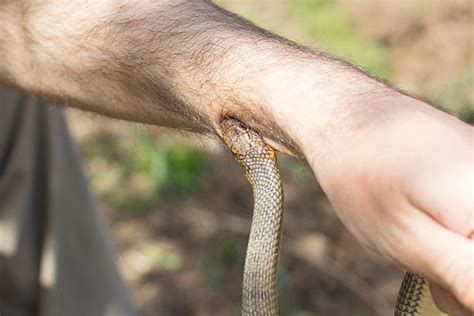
[0,0,472,313]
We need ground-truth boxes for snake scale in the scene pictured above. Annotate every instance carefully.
[220,117,447,316]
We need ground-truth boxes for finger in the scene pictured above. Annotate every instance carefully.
[398,209,474,312]
[430,282,471,315]
[430,233,474,315]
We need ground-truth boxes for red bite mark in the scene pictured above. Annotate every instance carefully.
[468,229,474,240]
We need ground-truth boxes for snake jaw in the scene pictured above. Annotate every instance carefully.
[220,117,260,149]
[220,117,277,187]
[220,116,266,160]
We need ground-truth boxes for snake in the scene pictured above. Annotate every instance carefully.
[219,116,447,316]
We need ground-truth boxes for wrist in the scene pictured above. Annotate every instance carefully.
[253,54,390,161]
[263,62,422,179]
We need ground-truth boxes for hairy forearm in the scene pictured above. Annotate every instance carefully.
[0,0,458,158]
[1,0,221,129]
[0,1,282,122]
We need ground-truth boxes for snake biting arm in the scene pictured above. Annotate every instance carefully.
[0,1,472,313]
[0,0,388,156]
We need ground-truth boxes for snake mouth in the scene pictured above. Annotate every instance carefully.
[220,115,249,133]
[219,116,255,153]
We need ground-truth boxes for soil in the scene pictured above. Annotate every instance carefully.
[337,0,473,95]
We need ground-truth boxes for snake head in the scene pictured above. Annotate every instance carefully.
[220,116,278,185]
[220,117,264,157]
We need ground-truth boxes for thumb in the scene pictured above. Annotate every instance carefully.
[400,210,474,312]
[430,232,474,315]
[430,283,472,315]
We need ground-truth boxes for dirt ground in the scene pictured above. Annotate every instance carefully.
[67,1,473,315]
[338,0,473,99]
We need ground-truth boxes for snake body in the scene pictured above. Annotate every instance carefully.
[396,273,447,315]
[221,117,283,315]
[220,117,446,316]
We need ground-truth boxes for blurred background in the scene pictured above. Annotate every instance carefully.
[65,1,473,315]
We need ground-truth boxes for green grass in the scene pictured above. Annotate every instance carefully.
[279,155,313,182]
[202,241,241,289]
[84,127,209,215]
[215,0,390,79]
[286,0,390,79]
[132,129,208,196]
[428,68,474,122]
[146,244,183,271]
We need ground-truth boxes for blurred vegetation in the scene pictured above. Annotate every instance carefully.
[202,240,241,289]
[147,244,183,272]
[429,69,474,122]
[85,128,209,215]
[286,0,390,79]
[201,241,314,316]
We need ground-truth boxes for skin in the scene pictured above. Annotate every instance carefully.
[0,0,472,313]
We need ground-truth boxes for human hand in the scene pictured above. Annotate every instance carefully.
[277,94,473,313]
